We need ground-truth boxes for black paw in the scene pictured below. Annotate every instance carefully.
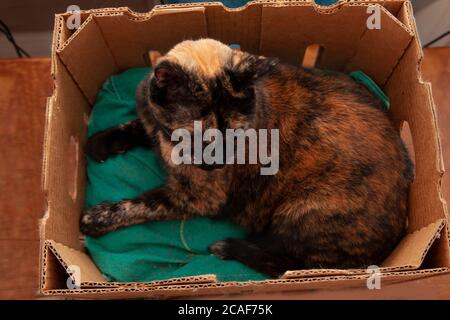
[80,201,116,237]
[208,240,234,260]
[86,128,131,162]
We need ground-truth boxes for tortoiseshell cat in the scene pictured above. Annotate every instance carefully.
[81,39,413,277]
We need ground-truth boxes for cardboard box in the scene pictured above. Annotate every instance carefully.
[40,0,450,299]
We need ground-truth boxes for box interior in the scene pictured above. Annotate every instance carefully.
[40,0,450,298]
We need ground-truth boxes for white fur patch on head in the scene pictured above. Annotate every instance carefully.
[161,39,234,78]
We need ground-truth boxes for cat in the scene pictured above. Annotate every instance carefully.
[81,38,413,277]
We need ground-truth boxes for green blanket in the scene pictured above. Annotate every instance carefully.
[85,68,267,282]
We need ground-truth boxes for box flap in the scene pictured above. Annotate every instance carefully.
[81,275,218,289]
[41,268,450,298]
[344,4,413,85]
[94,7,207,70]
[57,15,119,104]
[45,240,105,284]
[44,219,446,286]
[260,4,369,69]
[382,219,446,268]
[43,240,219,289]
[56,7,208,103]
[384,0,450,266]
[203,3,262,54]
[40,55,89,251]
[282,219,447,279]
[259,1,412,86]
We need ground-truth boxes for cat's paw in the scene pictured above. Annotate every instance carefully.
[86,128,130,162]
[80,202,116,237]
[208,240,233,260]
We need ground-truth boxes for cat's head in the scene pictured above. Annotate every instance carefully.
[143,39,279,135]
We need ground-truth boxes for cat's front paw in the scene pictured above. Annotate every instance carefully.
[80,202,117,237]
[86,128,130,162]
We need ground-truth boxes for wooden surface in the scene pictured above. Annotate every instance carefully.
[0,59,51,299]
[0,49,449,300]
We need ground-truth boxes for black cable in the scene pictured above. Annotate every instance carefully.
[0,19,30,58]
[423,30,450,48]
[0,20,28,58]
[0,20,29,58]
[0,22,19,57]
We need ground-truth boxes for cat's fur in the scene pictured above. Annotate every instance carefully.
[81,39,413,277]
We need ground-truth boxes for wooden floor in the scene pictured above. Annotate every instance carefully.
[0,49,449,299]
[0,59,51,299]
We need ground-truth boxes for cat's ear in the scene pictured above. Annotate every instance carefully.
[227,52,279,91]
[149,50,162,67]
[153,63,183,89]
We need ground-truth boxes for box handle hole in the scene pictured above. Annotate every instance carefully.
[302,44,324,68]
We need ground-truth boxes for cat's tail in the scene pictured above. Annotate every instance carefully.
[208,237,300,278]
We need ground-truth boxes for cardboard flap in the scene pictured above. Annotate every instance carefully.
[281,268,366,279]
[45,240,106,284]
[94,8,207,70]
[57,15,119,104]
[152,5,206,16]
[56,7,208,103]
[382,219,447,268]
[280,266,414,279]
[42,268,450,298]
[344,4,413,85]
[41,55,89,251]
[281,219,447,279]
[95,275,218,289]
[384,26,449,239]
[44,240,219,289]
[203,3,262,54]
[41,95,56,194]
[260,4,369,68]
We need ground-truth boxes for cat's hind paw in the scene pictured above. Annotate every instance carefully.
[208,240,234,260]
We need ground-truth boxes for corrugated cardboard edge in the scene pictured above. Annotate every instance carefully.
[55,7,208,53]
[41,268,450,299]
[39,13,63,284]
[80,275,218,289]
[52,1,414,104]
[51,0,406,52]
[39,95,56,292]
[41,219,446,289]
[39,13,95,291]
[42,240,219,289]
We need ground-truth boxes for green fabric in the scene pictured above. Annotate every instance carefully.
[349,70,390,110]
[85,68,267,282]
